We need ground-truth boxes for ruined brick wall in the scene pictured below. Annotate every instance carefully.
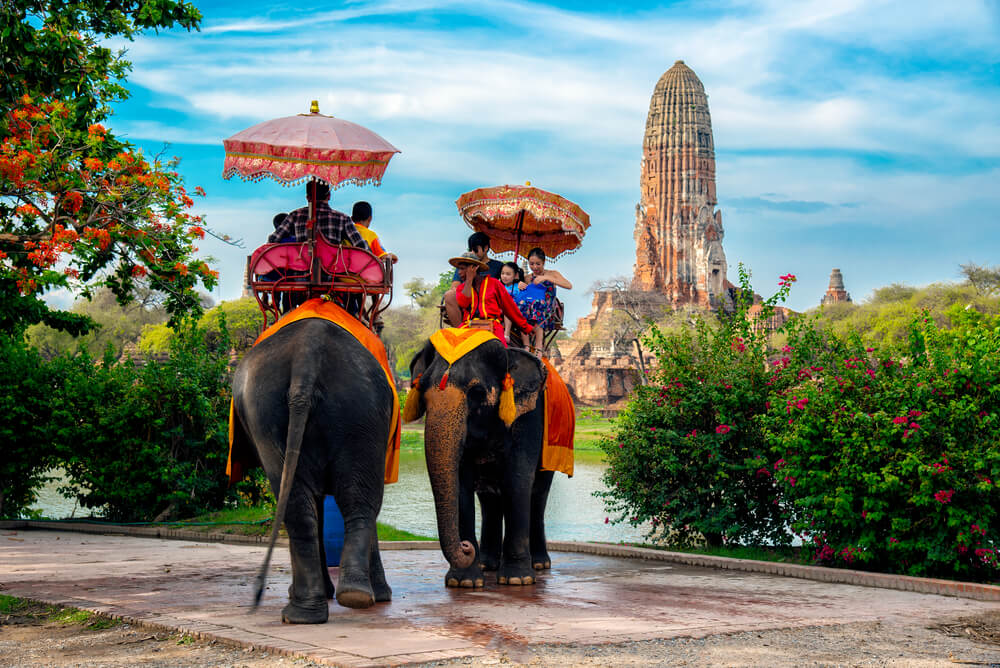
[633,60,729,311]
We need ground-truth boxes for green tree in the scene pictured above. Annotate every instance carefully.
[961,262,1000,296]
[0,1,213,337]
[25,286,168,357]
[138,297,264,354]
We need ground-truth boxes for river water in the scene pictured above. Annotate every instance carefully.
[31,440,646,544]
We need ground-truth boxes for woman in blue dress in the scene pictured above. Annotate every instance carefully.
[519,247,572,352]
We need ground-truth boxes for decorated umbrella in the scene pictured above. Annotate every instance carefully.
[223,100,399,279]
[223,100,399,190]
[455,182,590,261]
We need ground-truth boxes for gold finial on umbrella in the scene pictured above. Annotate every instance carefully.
[310,100,319,114]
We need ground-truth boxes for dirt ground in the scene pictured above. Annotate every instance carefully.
[2,603,999,667]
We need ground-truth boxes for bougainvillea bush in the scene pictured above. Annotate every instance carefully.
[601,271,1000,580]
[598,267,799,547]
[762,306,1000,580]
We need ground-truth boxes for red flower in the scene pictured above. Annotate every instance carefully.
[715,424,731,434]
[934,489,954,504]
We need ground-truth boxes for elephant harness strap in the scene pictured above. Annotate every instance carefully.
[227,296,401,485]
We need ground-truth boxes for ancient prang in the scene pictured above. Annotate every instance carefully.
[633,60,729,310]
[821,268,852,305]
[553,61,733,407]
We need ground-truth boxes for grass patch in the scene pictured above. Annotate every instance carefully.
[377,524,435,541]
[0,594,29,614]
[401,430,424,450]
[574,415,614,452]
[398,414,615,453]
[172,505,434,541]
[0,595,118,629]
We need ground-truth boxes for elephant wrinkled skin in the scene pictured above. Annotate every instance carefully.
[407,338,553,588]
[231,319,393,623]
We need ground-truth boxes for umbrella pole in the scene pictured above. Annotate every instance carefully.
[513,209,525,261]
[308,179,319,287]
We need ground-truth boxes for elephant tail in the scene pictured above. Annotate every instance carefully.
[252,381,314,609]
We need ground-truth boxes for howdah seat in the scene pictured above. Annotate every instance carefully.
[247,234,393,331]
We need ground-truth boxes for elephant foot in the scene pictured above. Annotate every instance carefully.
[336,586,375,609]
[479,555,500,572]
[281,598,328,624]
[336,571,376,608]
[291,579,334,601]
[373,580,393,603]
[498,562,535,586]
[532,552,551,570]
[445,564,485,589]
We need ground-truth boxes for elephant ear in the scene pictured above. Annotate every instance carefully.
[505,349,547,425]
[402,339,436,422]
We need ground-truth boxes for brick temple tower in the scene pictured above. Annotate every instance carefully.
[633,60,728,309]
[821,268,852,305]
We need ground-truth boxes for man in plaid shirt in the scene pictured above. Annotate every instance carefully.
[268,181,369,250]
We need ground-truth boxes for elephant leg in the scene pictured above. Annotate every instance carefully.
[446,459,484,588]
[477,488,503,571]
[281,489,329,624]
[530,470,554,570]
[332,479,380,609]
[498,467,535,586]
[368,530,392,602]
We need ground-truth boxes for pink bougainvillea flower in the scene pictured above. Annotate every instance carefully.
[934,489,954,504]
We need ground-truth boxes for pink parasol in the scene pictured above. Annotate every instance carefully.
[456,183,590,261]
[222,100,400,189]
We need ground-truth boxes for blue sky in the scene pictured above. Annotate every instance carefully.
[105,0,1000,326]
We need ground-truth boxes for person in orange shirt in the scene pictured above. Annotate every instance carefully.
[450,251,533,346]
[351,201,397,264]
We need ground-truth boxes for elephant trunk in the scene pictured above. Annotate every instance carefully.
[424,386,475,570]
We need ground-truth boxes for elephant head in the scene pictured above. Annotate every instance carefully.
[405,339,546,571]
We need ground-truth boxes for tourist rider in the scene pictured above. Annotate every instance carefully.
[499,261,525,343]
[519,246,571,352]
[442,232,503,326]
[269,181,369,250]
[351,201,397,264]
[450,251,533,346]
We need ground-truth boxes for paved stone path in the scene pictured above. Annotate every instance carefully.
[1,530,998,666]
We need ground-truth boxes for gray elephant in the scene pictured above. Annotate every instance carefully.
[405,337,554,588]
[231,317,394,624]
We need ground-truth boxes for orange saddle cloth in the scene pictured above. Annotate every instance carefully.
[540,357,575,477]
[227,297,401,485]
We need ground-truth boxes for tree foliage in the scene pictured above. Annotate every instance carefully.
[25,286,168,357]
[0,1,213,336]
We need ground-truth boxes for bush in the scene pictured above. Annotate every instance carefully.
[53,318,234,521]
[598,266,797,547]
[762,306,999,579]
[0,336,58,518]
[601,270,1000,581]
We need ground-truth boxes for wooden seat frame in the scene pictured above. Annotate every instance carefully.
[247,234,393,331]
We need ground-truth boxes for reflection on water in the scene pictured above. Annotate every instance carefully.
[29,470,80,519]
[31,440,647,544]
[379,447,647,544]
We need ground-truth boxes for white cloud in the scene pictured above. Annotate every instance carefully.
[107,0,999,322]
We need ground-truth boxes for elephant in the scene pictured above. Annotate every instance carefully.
[231,318,393,624]
[406,337,554,588]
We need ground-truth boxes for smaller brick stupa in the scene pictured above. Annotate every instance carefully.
[820,268,852,305]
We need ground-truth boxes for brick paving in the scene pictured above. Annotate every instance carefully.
[1,528,998,666]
